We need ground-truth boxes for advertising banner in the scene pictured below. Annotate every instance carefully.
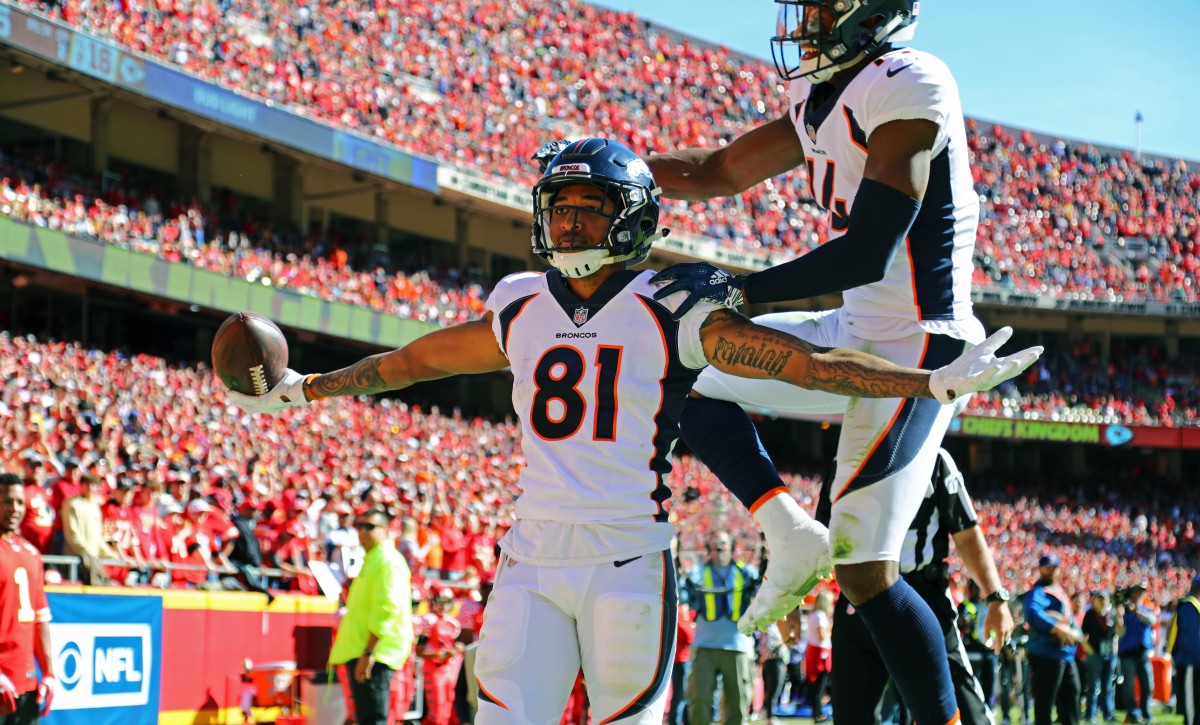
[948,415,1200,450]
[45,593,162,725]
[0,216,438,348]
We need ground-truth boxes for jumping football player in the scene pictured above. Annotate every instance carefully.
[640,2,995,722]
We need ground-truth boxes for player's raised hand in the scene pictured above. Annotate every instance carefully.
[650,262,747,320]
[928,327,1042,405]
[225,368,311,415]
[531,139,573,172]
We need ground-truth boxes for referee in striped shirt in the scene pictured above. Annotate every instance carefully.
[816,448,1013,725]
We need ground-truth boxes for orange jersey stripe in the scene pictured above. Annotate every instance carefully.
[476,678,510,711]
[749,486,790,516]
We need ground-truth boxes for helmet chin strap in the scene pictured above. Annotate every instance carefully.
[550,249,611,279]
[550,226,668,279]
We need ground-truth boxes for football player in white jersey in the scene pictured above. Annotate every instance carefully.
[227,138,1039,724]
[642,2,988,723]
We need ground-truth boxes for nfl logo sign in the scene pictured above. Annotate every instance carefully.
[573,307,590,326]
[805,122,818,143]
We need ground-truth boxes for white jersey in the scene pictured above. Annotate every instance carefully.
[485,269,720,566]
[788,47,983,343]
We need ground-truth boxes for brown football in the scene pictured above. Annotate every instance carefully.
[211,311,289,396]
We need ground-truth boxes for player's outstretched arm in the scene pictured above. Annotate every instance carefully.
[698,310,1042,403]
[647,115,805,200]
[306,315,508,400]
[226,316,508,415]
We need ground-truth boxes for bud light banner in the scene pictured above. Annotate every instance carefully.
[45,593,162,725]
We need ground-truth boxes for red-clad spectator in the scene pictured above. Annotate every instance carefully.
[19,462,55,556]
[101,481,143,584]
[455,578,492,646]
[668,602,697,725]
[435,514,468,581]
[48,458,83,555]
[132,483,171,572]
[183,498,227,572]
[165,502,208,588]
[415,590,463,725]
[271,502,319,595]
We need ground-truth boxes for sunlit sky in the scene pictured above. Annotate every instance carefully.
[590,0,1200,161]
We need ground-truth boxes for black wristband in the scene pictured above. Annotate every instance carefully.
[986,587,1011,604]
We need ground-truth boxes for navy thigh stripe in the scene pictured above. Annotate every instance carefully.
[837,335,966,499]
[606,552,678,722]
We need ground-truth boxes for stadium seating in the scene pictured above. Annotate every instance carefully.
[2,332,1195,606]
[13,0,1199,299]
[0,157,486,325]
[7,150,1200,427]
[964,340,1200,427]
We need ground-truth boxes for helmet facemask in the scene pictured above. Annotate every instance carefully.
[771,0,918,83]
[533,177,663,279]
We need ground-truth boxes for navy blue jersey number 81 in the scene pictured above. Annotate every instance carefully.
[531,345,623,441]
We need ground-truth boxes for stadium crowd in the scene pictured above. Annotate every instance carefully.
[4,377,1191,724]
[964,339,1200,427]
[2,328,1198,720]
[1,330,1195,604]
[11,0,1200,302]
[0,156,487,326]
[7,150,1200,425]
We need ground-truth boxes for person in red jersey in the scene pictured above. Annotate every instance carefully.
[16,456,54,556]
[131,483,170,575]
[185,498,236,574]
[48,457,83,555]
[0,472,55,724]
[272,504,319,595]
[101,480,143,585]
[164,502,207,588]
[416,589,464,725]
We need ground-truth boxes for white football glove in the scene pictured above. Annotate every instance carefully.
[928,327,1042,405]
[225,368,312,415]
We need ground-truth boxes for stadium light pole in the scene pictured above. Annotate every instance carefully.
[1135,110,1144,161]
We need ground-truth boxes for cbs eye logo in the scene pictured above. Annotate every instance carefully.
[57,642,84,691]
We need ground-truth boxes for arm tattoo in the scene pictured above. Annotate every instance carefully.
[699,308,745,330]
[713,318,929,398]
[308,356,391,399]
[713,335,792,377]
[805,352,930,399]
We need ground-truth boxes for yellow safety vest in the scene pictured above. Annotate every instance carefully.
[702,562,748,622]
[1168,595,1199,657]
